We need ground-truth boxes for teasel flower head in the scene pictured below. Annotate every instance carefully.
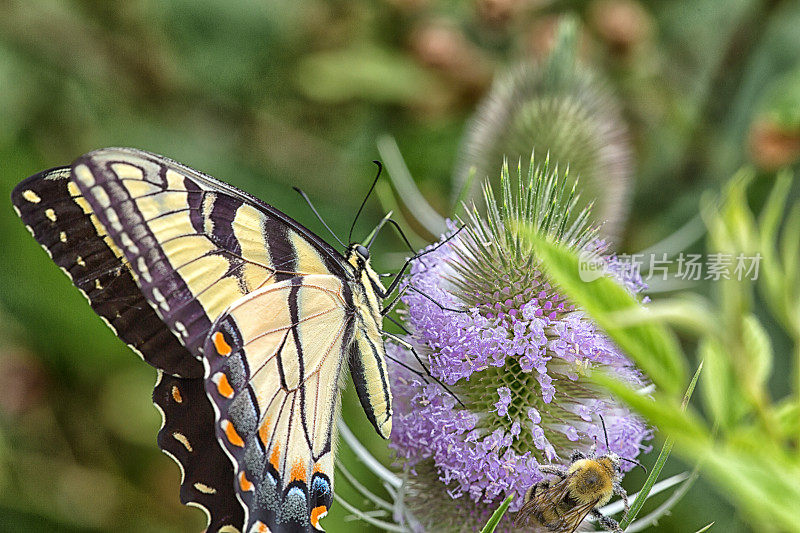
[389,157,651,532]
[452,17,633,242]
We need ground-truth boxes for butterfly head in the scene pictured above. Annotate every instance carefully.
[345,242,372,269]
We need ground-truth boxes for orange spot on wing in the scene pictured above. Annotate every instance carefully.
[214,372,234,398]
[258,418,271,446]
[269,443,281,470]
[313,463,323,474]
[222,420,244,447]
[290,460,306,483]
[171,385,182,403]
[213,331,232,356]
[254,521,269,533]
[238,471,254,492]
[310,505,328,528]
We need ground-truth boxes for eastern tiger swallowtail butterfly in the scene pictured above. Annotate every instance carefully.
[11,147,399,533]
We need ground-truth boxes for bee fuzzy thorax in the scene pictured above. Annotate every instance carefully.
[567,458,616,506]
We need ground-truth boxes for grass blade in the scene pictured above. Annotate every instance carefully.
[480,494,514,533]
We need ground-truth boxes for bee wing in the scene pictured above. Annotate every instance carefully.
[516,476,571,529]
[558,499,599,533]
[515,475,598,533]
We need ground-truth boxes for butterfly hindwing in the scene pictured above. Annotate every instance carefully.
[10,167,202,378]
[153,371,245,532]
[204,274,352,532]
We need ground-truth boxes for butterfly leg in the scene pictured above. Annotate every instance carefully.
[380,279,465,315]
[406,284,466,313]
[380,283,409,316]
[590,508,623,533]
[381,328,465,408]
[379,225,466,297]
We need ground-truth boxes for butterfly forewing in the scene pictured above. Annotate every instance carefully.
[70,149,276,355]
[10,167,201,378]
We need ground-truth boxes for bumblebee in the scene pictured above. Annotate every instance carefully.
[515,417,643,532]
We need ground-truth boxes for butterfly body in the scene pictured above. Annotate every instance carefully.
[12,148,394,532]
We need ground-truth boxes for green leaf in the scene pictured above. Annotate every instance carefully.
[695,522,715,533]
[711,169,758,252]
[741,315,773,394]
[758,170,792,251]
[775,399,800,439]
[699,337,739,431]
[702,449,800,532]
[780,203,800,300]
[605,296,717,336]
[480,494,514,533]
[524,231,687,395]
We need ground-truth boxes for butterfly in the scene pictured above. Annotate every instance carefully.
[11,147,402,533]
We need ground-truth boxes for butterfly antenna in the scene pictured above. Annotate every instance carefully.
[292,186,346,248]
[349,161,382,244]
[369,217,415,253]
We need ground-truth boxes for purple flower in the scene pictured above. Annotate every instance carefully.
[494,387,512,417]
[388,165,652,530]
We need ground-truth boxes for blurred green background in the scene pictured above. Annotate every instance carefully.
[0,1,799,532]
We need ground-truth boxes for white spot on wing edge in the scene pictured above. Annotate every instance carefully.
[119,231,139,254]
[137,256,152,283]
[152,286,169,311]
